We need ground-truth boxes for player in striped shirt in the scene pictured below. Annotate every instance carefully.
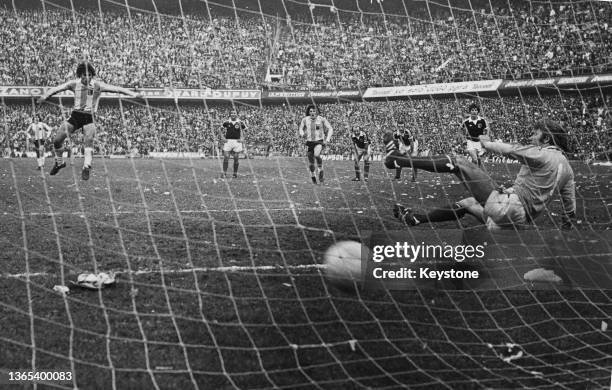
[26,115,53,170]
[298,105,333,184]
[37,62,142,180]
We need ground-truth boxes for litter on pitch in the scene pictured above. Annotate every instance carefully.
[53,285,70,295]
[71,272,116,290]
[524,268,562,283]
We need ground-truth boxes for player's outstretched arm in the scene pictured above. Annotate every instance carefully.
[479,135,515,155]
[323,118,333,143]
[37,81,75,104]
[98,82,142,99]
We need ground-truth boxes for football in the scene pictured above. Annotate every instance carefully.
[323,240,368,288]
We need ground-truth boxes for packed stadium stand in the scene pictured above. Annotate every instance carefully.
[1,1,611,89]
[0,0,610,158]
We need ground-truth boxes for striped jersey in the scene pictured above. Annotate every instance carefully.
[27,122,52,140]
[383,132,398,155]
[299,116,332,142]
[70,79,102,114]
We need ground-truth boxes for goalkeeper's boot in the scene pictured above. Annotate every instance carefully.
[232,173,238,179]
[351,177,361,182]
[82,166,91,181]
[50,161,66,176]
[393,204,418,226]
[311,176,317,185]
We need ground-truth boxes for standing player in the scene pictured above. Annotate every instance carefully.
[462,103,488,168]
[351,125,371,182]
[393,120,418,182]
[221,109,247,178]
[26,115,53,170]
[385,120,576,230]
[298,105,333,184]
[37,62,142,180]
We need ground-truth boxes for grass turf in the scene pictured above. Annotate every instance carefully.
[0,157,610,389]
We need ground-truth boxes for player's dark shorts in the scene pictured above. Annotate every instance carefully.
[67,111,94,130]
[306,140,324,154]
[384,150,412,169]
[33,139,45,149]
[354,144,372,156]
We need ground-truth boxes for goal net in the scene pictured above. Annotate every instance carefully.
[0,0,610,389]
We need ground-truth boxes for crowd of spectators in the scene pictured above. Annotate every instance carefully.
[2,93,610,160]
[273,3,612,89]
[0,1,610,90]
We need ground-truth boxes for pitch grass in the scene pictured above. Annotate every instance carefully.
[0,158,610,389]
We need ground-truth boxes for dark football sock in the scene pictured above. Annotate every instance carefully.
[414,203,467,223]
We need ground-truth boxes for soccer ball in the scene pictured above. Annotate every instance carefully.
[323,240,368,288]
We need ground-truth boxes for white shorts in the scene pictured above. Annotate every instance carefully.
[484,191,527,230]
[398,143,412,155]
[223,139,243,153]
[410,140,419,157]
[466,140,484,155]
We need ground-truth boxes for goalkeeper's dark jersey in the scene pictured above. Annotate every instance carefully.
[223,120,246,140]
[351,131,370,149]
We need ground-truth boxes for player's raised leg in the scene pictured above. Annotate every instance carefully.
[386,152,496,202]
[81,123,96,180]
[50,122,73,175]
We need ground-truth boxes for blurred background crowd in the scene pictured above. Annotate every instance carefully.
[3,93,610,159]
[0,1,610,160]
[0,1,610,89]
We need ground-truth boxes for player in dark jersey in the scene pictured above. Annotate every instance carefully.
[393,120,417,182]
[462,103,488,168]
[221,109,247,178]
[350,126,372,182]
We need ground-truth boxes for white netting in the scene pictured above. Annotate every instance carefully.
[0,1,611,389]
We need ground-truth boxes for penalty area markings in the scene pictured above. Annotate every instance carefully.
[3,264,326,280]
